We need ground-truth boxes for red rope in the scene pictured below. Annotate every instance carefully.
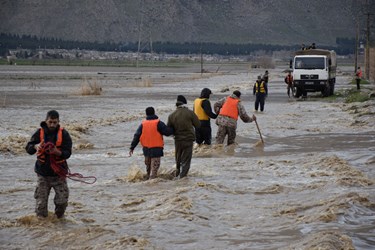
[44,142,97,184]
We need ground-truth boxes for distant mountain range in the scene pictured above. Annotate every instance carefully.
[0,0,373,46]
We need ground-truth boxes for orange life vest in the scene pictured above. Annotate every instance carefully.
[37,127,65,164]
[219,97,239,120]
[140,119,164,148]
[285,75,293,84]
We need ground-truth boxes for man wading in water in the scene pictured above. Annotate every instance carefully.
[25,110,72,218]
[129,107,173,179]
[168,95,200,178]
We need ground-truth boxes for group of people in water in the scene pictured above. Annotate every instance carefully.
[25,68,292,219]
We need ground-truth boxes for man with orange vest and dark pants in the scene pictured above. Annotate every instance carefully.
[193,88,217,145]
[355,66,362,90]
[25,110,72,218]
[284,71,294,97]
[214,90,256,145]
[129,107,173,180]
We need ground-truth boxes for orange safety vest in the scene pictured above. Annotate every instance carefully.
[37,127,65,164]
[219,97,239,120]
[194,98,209,120]
[356,69,362,78]
[285,75,293,84]
[140,119,164,148]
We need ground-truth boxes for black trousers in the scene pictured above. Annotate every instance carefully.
[195,126,212,145]
[255,93,266,111]
[356,78,361,90]
[174,140,193,178]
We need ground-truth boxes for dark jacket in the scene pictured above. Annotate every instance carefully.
[199,99,218,127]
[168,105,201,142]
[25,122,72,176]
[130,114,173,157]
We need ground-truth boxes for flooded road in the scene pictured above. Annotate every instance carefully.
[0,64,374,249]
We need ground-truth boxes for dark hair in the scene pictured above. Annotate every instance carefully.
[46,110,59,119]
[200,88,212,98]
[233,90,241,98]
[145,107,155,116]
[177,95,187,104]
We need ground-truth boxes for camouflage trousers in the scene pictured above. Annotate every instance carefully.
[216,125,237,145]
[34,174,69,218]
[144,157,161,179]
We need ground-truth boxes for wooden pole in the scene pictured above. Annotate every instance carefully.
[254,120,264,144]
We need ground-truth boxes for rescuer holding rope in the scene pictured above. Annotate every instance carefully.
[25,110,72,219]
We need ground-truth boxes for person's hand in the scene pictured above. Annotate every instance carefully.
[49,145,61,156]
[252,114,257,121]
[35,142,44,152]
[129,149,134,157]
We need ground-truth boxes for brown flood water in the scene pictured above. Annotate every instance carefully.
[0,65,374,249]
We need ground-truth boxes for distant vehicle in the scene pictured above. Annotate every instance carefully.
[290,49,337,97]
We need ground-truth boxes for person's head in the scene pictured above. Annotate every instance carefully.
[257,75,262,81]
[45,110,60,131]
[358,66,361,69]
[233,90,241,98]
[145,107,155,116]
[265,70,268,74]
[176,95,187,106]
[200,88,212,99]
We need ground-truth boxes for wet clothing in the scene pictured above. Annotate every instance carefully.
[214,94,254,145]
[253,80,268,112]
[144,156,161,179]
[168,104,200,178]
[131,114,173,180]
[193,95,217,145]
[285,74,294,97]
[130,114,173,158]
[26,122,72,218]
[34,175,69,218]
[174,140,193,178]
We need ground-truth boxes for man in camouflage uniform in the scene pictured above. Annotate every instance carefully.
[25,110,72,218]
[214,90,256,145]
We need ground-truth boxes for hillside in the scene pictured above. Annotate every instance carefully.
[0,0,373,46]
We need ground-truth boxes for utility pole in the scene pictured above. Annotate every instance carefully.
[136,0,144,68]
[355,21,359,73]
[365,12,371,80]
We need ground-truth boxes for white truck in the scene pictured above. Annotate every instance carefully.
[290,49,337,97]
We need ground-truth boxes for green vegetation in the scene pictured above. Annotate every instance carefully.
[350,78,370,85]
[0,33,356,57]
[326,88,372,103]
[0,58,191,68]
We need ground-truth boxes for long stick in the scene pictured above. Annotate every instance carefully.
[254,119,264,144]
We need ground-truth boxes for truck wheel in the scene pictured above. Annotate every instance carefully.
[323,84,330,97]
[295,87,302,98]
[329,84,335,96]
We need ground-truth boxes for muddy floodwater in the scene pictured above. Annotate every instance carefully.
[0,64,374,250]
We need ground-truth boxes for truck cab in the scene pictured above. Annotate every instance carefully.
[291,49,336,97]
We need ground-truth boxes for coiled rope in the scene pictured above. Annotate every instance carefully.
[44,142,97,184]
